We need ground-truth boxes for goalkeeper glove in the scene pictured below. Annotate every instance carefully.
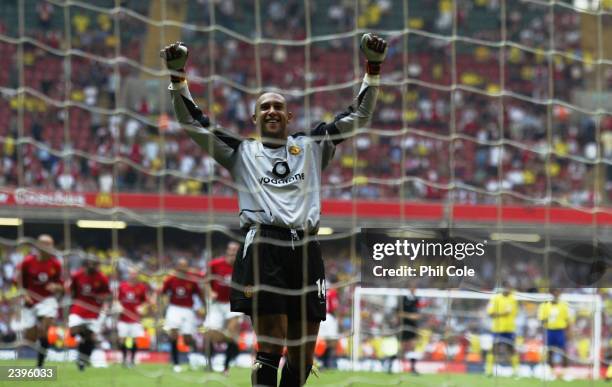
[160,41,189,82]
[360,33,388,75]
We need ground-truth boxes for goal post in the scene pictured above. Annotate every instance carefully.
[352,287,603,380]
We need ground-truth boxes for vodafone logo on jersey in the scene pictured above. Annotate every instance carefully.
[259,173,305,186]
[37,272,49,283]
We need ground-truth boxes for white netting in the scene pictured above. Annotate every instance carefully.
[0,0,610,385]
[353,288,603,380]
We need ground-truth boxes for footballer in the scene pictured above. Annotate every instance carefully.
[485,284,519,377]
[68,256,111,371]
[203,241,242,375]
[159,257,206,372]
[538,289,573,376]
[16,234,63,368]
[163,32,386,386]
[116,267,151,367]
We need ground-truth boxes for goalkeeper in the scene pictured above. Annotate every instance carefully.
[162,33,386,386]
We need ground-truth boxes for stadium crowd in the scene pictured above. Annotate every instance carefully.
[0,0,610,205]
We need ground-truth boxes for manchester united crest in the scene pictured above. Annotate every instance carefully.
[289,145,301,155]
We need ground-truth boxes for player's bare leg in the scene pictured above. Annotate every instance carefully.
[23,326,37,351]
[168,329,181,371]
[252,314,287,387]
[548,346,569,377]
[24,326,36,343]
[118,336,127,366]
[223,317,241,375]
[203,326,238,374]
[402,339,419,375]
[169,331,195,372]
[36,317,53,367]
[562,347,569,368]
[183,334,195,348]
[493,340,518,377]
[128,337,137,366]
[486,342,500,376]
[183,334,197,368]
[547,347,554,369]
[203,330,222,371]
[507,342,519,376]
[281,320,319,386]
[23,324,39,366]
[118,335,136,367]
[322,338,337,370]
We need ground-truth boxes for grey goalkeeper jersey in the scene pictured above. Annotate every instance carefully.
[169,74,380,233]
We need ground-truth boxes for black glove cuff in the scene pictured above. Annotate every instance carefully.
[366,61,381,75]
[171,68,186,83]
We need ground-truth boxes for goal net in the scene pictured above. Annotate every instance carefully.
[0,0,610,385]
[352,287,603,380]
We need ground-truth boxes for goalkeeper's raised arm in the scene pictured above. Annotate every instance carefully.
[161,41,241,170]
[310,33,387,146]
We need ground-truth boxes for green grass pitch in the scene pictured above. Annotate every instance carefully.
[2,361,608,387]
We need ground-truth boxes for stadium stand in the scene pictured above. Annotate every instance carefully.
[0,0,609,205]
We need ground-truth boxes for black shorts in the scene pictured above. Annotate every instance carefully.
[400,321,418,341]
[230,225,327,323]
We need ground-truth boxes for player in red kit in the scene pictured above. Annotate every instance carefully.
[68,257,111,371]
[203,241,242,375]
[117,267,150,367]
[159,257,206,372]
[16,234,63,368]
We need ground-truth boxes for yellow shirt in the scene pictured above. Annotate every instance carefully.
[487,293,518,333]
[538,301,572,330]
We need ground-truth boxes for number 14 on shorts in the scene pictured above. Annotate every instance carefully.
[315,278,326,300]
